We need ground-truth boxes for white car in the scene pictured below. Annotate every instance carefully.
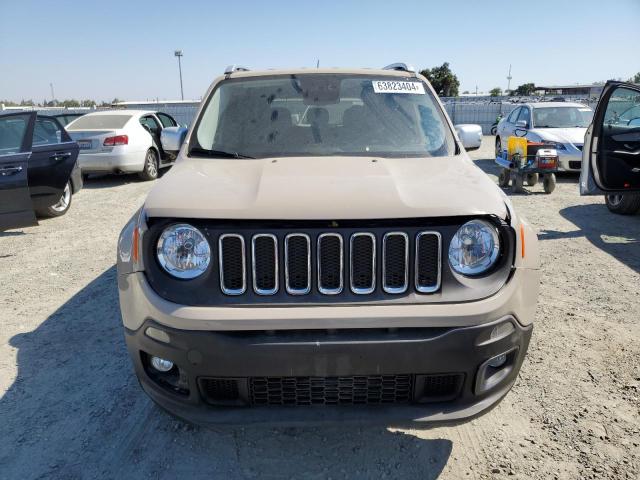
[66,110,179,180]
[495,102,594,172]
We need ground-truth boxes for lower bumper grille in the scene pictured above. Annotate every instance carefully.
[569,160,582,170]
[199,374,463,407]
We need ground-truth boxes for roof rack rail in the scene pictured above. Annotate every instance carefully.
[224,65,250,74]
[382,63,416,73]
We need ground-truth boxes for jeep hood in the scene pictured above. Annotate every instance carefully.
[144,155,508,220]
[529,127,586,145]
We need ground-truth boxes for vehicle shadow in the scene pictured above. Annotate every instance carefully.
[83,169,169,190]
[539,203,640,274]
[82,174,148,189]
[1,267,452,479]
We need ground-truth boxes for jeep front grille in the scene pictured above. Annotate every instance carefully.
[215,230,441,297]
[218,234,246,295]
[199,373,464,406]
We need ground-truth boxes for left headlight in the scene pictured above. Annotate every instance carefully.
[157,223,211,279]
[542,140,566,151]
[448,220,500,276]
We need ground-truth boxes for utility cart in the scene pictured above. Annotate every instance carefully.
[495,136,559,194]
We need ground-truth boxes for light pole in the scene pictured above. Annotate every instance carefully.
[174,50,184,100]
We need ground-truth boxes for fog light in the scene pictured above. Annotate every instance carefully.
[150,356,174,372]
[488,353,507,368]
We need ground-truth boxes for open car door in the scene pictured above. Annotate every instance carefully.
[0,112,37,232]
[580,81,640,196]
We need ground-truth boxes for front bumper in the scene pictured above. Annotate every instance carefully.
[125,316,532,426]
[557,150,583,172]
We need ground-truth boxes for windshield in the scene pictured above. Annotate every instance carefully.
[532,106,593,128]
[66,114,132,130]
[191,74,455,158]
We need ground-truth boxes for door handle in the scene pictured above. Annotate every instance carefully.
[50,152,72,162]
[613,148,640,156]
[0,166,23,176]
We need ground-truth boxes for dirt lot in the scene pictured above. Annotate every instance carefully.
[1,137,639,479]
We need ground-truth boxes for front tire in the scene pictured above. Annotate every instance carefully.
[36,181,72,218]
[526,173,539,186]
[543,174,556,194]
[495,137,502,158]
[139,149,159,181]
[605,193,640,215]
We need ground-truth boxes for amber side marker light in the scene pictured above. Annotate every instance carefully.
[132,227,140,262]
[520,224,525,258]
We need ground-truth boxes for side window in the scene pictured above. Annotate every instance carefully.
[0,115,30,155]
[517,108,531,127]
[140,116,161,134]
[606,88,640,127]
[507,107,520,123]
[33,117,64,147]
[157,113,177,128]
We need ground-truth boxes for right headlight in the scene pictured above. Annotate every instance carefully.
[448,220,500,276]
[157,223,211,279]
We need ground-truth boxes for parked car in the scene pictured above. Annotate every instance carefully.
[580,81,640,215]
[65,110,179,180]
[495,102,594,171]
[52,112,86,127]
[454,124,482,151]
[117,64,540,425]
[0,112,81,231]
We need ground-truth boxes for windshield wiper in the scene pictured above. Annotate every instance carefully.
[189,147,255,159]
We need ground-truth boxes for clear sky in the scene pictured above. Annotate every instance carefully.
[1,0,639,102]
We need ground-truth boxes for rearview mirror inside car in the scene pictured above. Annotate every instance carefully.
[161,126,188,153]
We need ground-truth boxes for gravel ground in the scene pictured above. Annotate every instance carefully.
[1,136,638,479]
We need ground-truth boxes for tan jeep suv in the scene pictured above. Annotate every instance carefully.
[117,64,540,425]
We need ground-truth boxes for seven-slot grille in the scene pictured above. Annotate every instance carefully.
[217,231,441,296]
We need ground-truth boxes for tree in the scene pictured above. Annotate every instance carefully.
[489,87,502,97]
[514,83,536,96]
[628,72,640,84]
[419,62,460,97]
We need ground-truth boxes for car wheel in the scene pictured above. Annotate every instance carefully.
[543,174,556,194]
[36,181,72,218]
[605,193,640,215]
[491,126,497,136]
[495,137,502,158]
[526,173,539,186]
[512,173,524,193]
[139,149,159,181]
[498,168,510,187]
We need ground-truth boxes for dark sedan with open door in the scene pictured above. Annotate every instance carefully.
[0,112,81,232]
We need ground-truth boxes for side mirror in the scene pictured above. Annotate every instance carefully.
[515,120,528,129]
[161,126,188,153]
[454,124,483,151]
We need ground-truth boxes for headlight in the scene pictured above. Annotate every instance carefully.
[448,220,500,276]
[541,141,566,151]
[157,224,211,279]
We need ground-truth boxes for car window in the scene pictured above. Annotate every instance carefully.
[0,115,29,155]
[532,107,593,128]
[66,114,132,130]
[606,89,640,127]
[156,113,177,128]
[517,107,531,126]
[33,117,63,147]
[507,107,520,123]
[192,74,456,158]
[140,116,161,133]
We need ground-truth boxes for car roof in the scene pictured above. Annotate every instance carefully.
[80,109,158,117]
[222,67,420,79]
[525,102,591,109]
